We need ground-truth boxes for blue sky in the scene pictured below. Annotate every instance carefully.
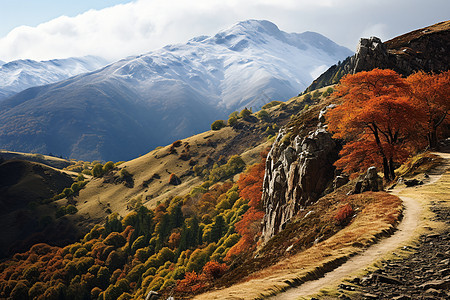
[0,0,132,37]
[0,0,448,62]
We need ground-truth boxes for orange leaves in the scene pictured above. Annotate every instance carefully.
[327,68,429,180]
[237,160,265,209]
[176,271,205,294]
[235,208,264,239]
[334,203,354,226]
[201,261,228,280]
[226,154,268,259]
[176,261,227,294]
[406,70,450,148]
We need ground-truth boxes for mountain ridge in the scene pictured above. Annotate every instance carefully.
[0,55,109,100]
[0,20,352,161]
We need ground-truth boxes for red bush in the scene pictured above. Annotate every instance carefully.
[334,203,354,226]
[201,261,228,280]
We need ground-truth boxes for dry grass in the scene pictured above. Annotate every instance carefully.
[395,151,443,179]
[194,191,402,300]
[74,127,240,227]
[0,150,72,169]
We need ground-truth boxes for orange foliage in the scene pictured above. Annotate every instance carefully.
[406,70,450,148]
[176,261,227,294]
[201,261,228,280]
[335,203,354,226]
[175,271,205,294]
[238,160,266,209]
[328,68,426,181]
[168,231,181,249]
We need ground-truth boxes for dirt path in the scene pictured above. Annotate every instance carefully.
[268,152,450,299]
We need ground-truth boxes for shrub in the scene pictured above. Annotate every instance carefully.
[303,93,312,101]
[211,120,226,131]
[335,203,354,226]
[169,173,181,185]
[201,261,228,280]
[262,101,283,109]
[120,168,131,178]
[208,155,245,183]
[227,115,238,126]
[65,205,78,215]
[103,161,115,174]
[257,109,270,122]
[172,140,182,148]
[92,163,104,177]
[239,108,252,119]
[312,90,322,99]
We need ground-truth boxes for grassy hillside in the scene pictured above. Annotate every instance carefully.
[0,159,80,259]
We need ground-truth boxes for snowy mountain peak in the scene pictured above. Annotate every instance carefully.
[0,56,109,100]
[0,20,352,161]
[219,19,283,38]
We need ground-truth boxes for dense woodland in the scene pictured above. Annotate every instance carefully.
[0,150,266,299]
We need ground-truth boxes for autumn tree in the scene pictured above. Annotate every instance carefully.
[406,70,450,149]
[327,68,425,181]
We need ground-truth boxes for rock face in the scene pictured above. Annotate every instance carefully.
[261,123,339,242]
[351,37,390,73]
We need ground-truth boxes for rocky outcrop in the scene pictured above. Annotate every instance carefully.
[261,119,339,242]
[351,166,383,194]
[303,20,450,93]
[351,37,390,73]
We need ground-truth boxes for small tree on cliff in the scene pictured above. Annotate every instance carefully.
[327,68,425,181]
[406,70,450,149]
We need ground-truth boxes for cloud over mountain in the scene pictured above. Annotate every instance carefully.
[0,20,351,161]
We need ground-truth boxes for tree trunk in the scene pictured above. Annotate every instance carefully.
[389,157,396,181]
[428,128,439,150]
[382,156,391,181]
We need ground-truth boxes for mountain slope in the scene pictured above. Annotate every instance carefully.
[0,159,79,259]
[0,56,109,100]
[0,20,352,161]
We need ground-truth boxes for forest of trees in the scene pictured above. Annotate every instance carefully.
[0,151,267,300]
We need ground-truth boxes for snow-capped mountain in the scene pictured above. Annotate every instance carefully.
[0,56,109,99]
[0,20,352,161]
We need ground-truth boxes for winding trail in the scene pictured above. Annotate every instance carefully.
[268,152,450,299]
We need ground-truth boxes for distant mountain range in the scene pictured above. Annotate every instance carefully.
[0,20,352,161]
[0,56,109,100]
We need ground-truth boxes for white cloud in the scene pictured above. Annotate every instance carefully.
[0,0,448,62]
[361,23,389,41]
